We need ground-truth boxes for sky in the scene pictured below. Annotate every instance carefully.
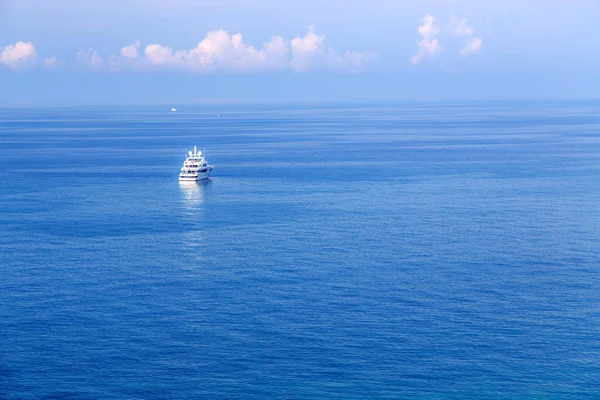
[1,0,600,104]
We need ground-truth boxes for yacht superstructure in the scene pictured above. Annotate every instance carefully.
[179,146,214,181]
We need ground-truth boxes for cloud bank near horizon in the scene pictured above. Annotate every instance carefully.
[3,16,484,73]
[76,26,379,73]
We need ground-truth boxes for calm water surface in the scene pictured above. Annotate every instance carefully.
[1,102,599,398]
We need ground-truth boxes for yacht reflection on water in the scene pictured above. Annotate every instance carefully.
[178,180,210,253]
[179,180,210,208]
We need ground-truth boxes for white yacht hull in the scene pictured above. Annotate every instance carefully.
[179,170,212,181]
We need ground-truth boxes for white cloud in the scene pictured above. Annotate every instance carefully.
[121,40,141,59]
[454,19,474,36]
[43,56,58,68]
[139,30,287,71]
[343,50,379,70]
[410,14,443,64]
[460,37,482,56]
[0,41,38,69]
[410,15,483,64]
[289,25,376,72]
[103,40,144,70]
[263,35,289,69]
[453,19,483,57]
[76,26,376,73]
[76,48,104,68]
[289,25,324,71]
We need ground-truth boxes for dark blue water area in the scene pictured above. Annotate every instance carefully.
[1,101,599,399]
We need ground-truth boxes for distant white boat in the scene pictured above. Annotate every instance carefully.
[171,108,177,112]
[179,146,214,181]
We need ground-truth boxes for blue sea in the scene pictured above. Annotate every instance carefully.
[1,102,599,399]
